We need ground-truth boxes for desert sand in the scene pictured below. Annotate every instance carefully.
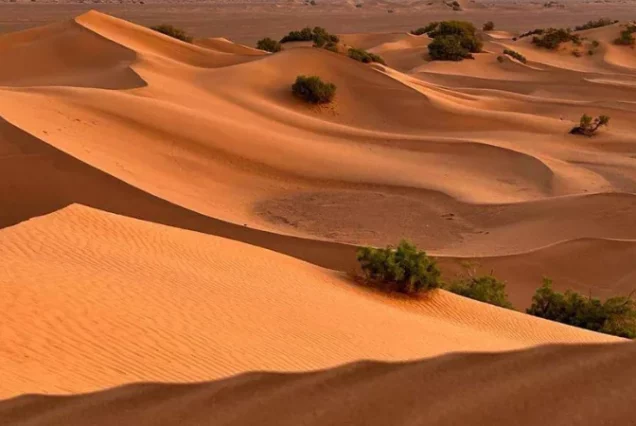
[1,7,636,424]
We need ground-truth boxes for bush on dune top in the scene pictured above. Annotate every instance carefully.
[614,24,636,46]
[503,48,527,63]
[569,113,610,136]
[527,278,636,338]
[447,274,514,309]
[347,47,386,65]
[356,240,441,295]
[256,37,282,53]
[532,28,580,49]
[150,24,193,43]
[291,75,336,104]
[574,18,618,31]
[427,21,483,61]
[280,26,340,47]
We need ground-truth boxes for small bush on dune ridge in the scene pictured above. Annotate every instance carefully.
[280,26,339,47]
[614,24,636,46]
[356,240,441,295]
[570,113,610,136]
[427,21,482,61]
[292,75,336,104]
[503,48,527,63]
[516,28,544,40]
[348,47,386,65]
[527,278,636,338]
[256,37,282,53]
[574,18,618,31]
[532,28,580,49]
[447,274,513,309]
[150,24,193,43]
[483,21,495,31]
[411,22,439,36]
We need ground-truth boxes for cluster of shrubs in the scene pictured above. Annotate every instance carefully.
[527,279,636,338]
[347,48,386,65]
[503,48,527,63]
[256,37,282,53]
[280,26,340,47]
[532,28,581,49]
[292,75,336,104]
[614,24,636,46]
[426,21,483,61]
[446,0,462,11]
[574,18,618,31]
[570,114,610,136]
[150,24,193,43]
[355,240,635,338]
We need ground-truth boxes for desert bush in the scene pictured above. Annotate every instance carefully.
[348,47,386,64]
[591,39,600,48]
[356,240,441,295]
[447,274,513,309]
[572,49,582,57]
[503,48,527,63]
[427,21,482,61]
[355,2,363,7]
[324,41,339,52]
[411,22,439,36]
[497,55,505,62]
[527,278,636,338]
[150,24,193,43]
[483,21,495,31]
[517,28,544,39]
[446,0,462,11]
[292,75,336,104]
[256,37,282,53]
[574,18,617,31]
[532,28,580,49]
[614,25,636,46]
[280,26,339,46]
[569,114,610,136]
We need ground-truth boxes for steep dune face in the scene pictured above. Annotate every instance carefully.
[0,205,617,398]
[2,343,634,426]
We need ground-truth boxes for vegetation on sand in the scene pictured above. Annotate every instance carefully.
[411,22,439,36]
[574,18,618,31]
[527,279,636,338]
[614,25,636,46]
[292,75,336,104]
[503,48,527,63]
[347,47,386,65]
[569,114,610,136]
[427,21,482,61]
[256,37,282,53]
[356,240,441,295]
[532,28,580,49]
[483,21,495,31]
[150,24,193,43]
[280,26,340,47]
[447,274,513,309]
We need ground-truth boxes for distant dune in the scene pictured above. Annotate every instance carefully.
[1,9,636,423]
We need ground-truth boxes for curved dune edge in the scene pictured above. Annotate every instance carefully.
[0,205,618,398]
[2,342,634,426]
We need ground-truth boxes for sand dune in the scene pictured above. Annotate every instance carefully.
[0,205,617,398]
[1,9,636,421]
[2,342,635,426]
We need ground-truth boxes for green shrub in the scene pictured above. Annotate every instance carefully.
[150,24,193,43]
[356,240,441,295]
[447,274,513,309]
[532,28,580,49]
[324,41,339,52]
[517,28,544,40]
[574,18,617,31]
[292,75,336,104]
[503,48,527,63]
[428,35,474,60]
[280,26,339,48]
[614,25,636,46]
[411,22,439,36]
[527,278,636,338]
[427,21,482,61]
[256,37,282,53]
[348,47,386,65]
[569,114,610,136]
[483,21,495,31]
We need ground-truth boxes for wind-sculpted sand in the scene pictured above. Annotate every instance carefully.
[1,10,635,423]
